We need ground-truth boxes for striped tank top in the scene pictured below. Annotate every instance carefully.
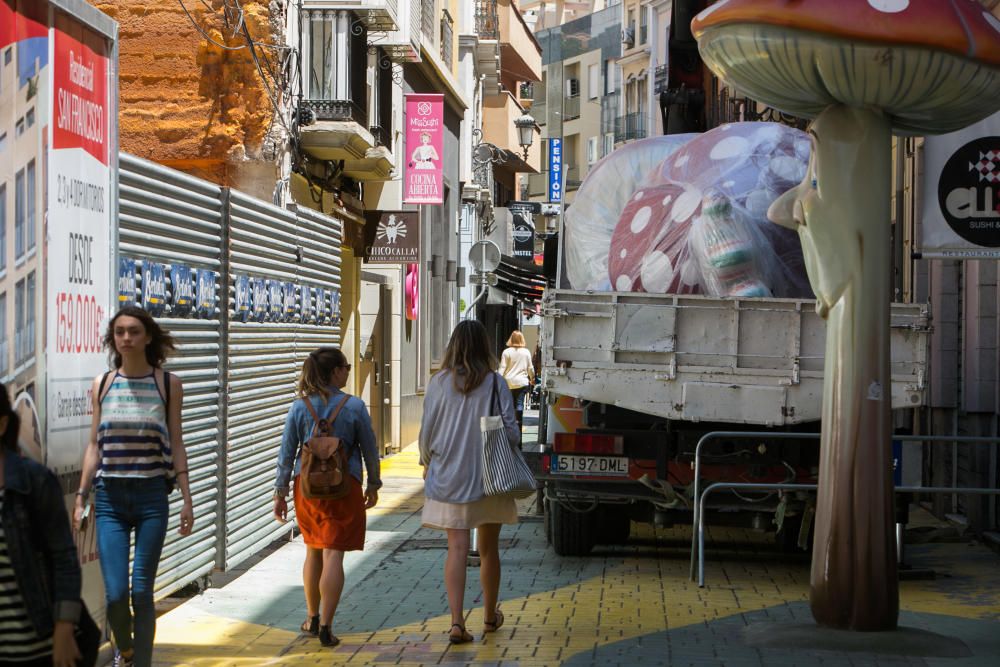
[97,372,173,478]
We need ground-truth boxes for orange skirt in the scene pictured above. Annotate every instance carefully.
[293,476,366,551]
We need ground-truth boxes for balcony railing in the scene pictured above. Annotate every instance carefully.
[565,95,580,121]
[614,113,647,143]
[440,9,453,62]
[304,99,368,127]
[653,64,668,95]
[15,319,34,367]
[475,0,499,40]
[566,165,582,191]
[708,85,808,131]
[519,82,534,101]
[421,0,435,42]
[601,92,619,133]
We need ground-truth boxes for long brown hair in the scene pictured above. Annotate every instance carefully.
[440,320,497,394]
[299,347,348,400]
[102,306,176,369]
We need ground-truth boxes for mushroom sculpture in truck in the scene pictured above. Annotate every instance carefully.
[692,0,1000,632]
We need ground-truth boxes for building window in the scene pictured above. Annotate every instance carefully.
[603,132,614,158]
[421,0,436,43]
[640,6,648,44]
[0,184,5,275]
[0,292,7,379]
[301,9,368,125]
[3,48,11,66]
[15,118,24,137]
[14,168,24,261]
[587,136,599,164]
[26,160,35,254]
[0,132,7,153]
[14,279,24,366]
[588,63,599,100]
[25,107,34,128]
[440,9,453,63]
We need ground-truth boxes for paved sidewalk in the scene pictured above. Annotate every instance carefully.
[152,441,1000,666]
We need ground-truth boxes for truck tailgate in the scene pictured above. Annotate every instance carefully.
[541,291,929,426]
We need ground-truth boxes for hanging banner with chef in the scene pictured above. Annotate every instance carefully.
[403,94,444,204]
[919,110,1000,259]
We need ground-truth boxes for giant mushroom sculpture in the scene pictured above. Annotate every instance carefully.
[692,0,1000,632]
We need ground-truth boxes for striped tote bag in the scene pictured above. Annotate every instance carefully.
[481,373,536,498]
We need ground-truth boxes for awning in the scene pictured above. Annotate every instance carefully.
[494,254,546,303]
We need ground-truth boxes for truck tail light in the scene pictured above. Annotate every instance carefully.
[553,433,624,455]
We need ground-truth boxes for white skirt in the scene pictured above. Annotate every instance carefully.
[422,495,518,530]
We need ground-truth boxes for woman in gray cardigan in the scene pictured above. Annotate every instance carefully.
[419,321,520,644]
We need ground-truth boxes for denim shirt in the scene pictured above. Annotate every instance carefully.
[274,388,382,497]
[1,450,82,637]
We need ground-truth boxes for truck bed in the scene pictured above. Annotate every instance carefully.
[541,291,930,426]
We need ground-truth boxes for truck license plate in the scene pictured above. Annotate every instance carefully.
[551,455,628,476]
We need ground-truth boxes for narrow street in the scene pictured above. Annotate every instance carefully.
[148,413,1000,667]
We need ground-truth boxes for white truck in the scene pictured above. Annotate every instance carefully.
[530,289,931,556]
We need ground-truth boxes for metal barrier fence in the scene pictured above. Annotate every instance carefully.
[689,431,1000,586]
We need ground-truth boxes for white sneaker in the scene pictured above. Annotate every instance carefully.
[113,650,135,667]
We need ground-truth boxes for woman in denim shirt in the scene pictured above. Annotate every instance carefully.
[1,382,92,667]
[273,347,382,648]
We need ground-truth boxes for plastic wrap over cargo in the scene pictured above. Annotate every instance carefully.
[609,122,813,298]
[564,134,696,290]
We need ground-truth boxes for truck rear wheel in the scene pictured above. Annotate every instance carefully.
[550,500,595,556]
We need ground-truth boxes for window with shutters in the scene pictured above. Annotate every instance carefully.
[588,64,599,100]
[587,136,599,164]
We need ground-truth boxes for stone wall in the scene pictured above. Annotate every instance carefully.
[94,0,284,195]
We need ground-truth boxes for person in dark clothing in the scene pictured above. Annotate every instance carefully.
[1,382,94,667]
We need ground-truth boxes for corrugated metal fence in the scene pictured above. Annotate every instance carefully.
[117,154,343,595]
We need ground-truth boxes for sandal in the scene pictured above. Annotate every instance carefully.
[300,615,319,636]
[318,625,340,647]
[483,608,504,634]
[448,623,473,644]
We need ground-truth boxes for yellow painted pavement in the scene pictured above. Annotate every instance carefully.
[152,443,1000,666]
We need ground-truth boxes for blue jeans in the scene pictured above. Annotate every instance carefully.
[94,477,169,667]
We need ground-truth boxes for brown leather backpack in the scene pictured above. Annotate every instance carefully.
[300,395,352,500]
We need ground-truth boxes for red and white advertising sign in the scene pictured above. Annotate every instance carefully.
[404,93,444,204]
[53,25,108,165]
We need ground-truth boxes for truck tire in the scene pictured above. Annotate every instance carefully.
[595,507,631,545]
[550,500,595,556]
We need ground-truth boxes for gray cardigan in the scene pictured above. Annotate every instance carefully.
[419,370,520,503]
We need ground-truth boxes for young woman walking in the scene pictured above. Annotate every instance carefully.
[419,320,520,643]
[74,306,194,667]
[273,347,382,648]
[498,330,534,430]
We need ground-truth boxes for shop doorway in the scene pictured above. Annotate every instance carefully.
[358,278,393,454]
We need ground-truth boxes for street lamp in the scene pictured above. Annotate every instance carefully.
[514,112,536,161]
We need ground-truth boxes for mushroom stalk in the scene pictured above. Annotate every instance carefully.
[773,105,899,631]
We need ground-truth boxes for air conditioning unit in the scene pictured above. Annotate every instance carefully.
[565,78,580,97]
[622,28,635,48]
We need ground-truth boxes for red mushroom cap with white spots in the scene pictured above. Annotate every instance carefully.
[609,122,814,298]
[692,0,1000,135]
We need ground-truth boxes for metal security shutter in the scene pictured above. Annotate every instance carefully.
[117,154,224,596]
[223,192,344,569]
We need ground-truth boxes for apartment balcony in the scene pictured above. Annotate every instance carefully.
[483,90,541,174]
[382,0,421,61]
[302,0,399,31]
[498,0,541,83]
[653,64,668,95]
[526,164,582,197]
[564,94,580,121]
[474,0,501,94]
[298,10,394,180]
[613,112,647,143]
[565,164,582,192]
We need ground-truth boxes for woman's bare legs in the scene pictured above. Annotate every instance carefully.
[302,547,323,618]
[445,529,471,631]
[476,523,502,626]
[319,549,346,626]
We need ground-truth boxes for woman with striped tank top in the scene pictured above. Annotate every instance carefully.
[73,307,194,667]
